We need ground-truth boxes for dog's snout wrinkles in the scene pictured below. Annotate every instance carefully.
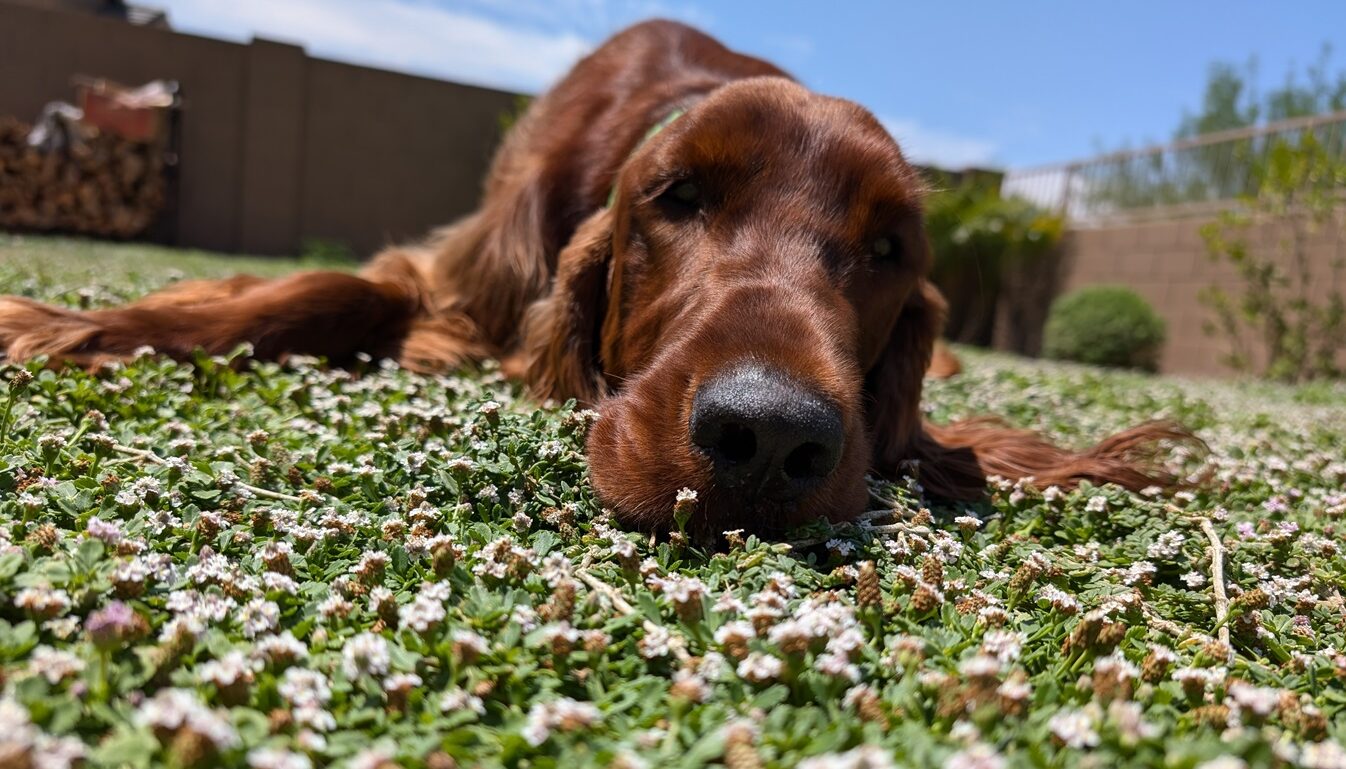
[689,364,844,501]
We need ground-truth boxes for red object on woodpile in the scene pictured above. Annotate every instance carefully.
[76,78,176,143]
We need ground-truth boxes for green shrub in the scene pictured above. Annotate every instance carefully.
[1043,285,1166,370]
[924,178,1064,346]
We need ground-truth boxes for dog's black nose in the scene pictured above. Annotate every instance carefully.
[689,364,843,501]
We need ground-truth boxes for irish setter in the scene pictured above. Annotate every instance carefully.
[0,21,1194,534]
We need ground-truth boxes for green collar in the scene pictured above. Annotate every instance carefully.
[606,108,687,208]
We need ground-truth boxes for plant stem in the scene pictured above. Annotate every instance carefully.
[1199,518,1230,647]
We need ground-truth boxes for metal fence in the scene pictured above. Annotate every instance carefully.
[1002,109,1346,223]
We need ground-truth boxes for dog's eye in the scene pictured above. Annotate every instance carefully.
[871,236,899,261]
[658,180,703,212]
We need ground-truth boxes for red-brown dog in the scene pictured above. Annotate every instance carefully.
[0,21,1193,534]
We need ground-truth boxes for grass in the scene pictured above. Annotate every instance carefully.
[1,234,1344,769]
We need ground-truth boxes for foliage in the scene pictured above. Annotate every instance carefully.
[1085,46,1346,214]
[2,239,1346,768]
[1177,46,1346,139]
[1042,286,1166,371]
[299,238,360,266]
[924,178,1065,346]
[1199,133,1346,382]
[497,95,534,136]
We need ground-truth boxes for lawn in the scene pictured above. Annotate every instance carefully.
[1,234,1345,769]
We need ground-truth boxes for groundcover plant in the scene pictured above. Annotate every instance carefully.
[1,236,1344,769]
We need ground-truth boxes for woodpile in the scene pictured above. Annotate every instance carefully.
[0,116,167,238]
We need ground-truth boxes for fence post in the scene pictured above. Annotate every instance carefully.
[1059,161,1081,219]
[237,38,307,256]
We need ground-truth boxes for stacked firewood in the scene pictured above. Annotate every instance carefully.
[0,117,166,238]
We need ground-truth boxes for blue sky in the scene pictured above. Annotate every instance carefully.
[159,0,1345,169]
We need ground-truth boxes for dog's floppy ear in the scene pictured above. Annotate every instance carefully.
[866,278,1201,501]
[519,207,615,403]
[864,278,948,467]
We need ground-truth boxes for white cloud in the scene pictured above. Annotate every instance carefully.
[880,117,999,170]
[159,0,593,93]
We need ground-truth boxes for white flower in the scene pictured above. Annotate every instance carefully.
[768,618,811,650]
[1107,700,1159,744]
[997,677,1032,703]
[670,669,711,702]
[1048,708,1099,749]
[279,668,332,708]
[440,688,486,715]
[663,575,708,607]
[248,748,313,769]
[980,629,1025,663]
[1300,741,1346,769]
[1146,531,1186,560]
[135,688,239,749]
[1122,561,1157,585]
[1172,666,1226,691]
[826,538,857,557]
[954,515,983,531]
[1227,681,1281,718]
[958,654,1002,679]
[451,629,489,657]
[341,632,391,680]
[198,651,258,687]
[521,697,601,746]
[86,517,125,545]
[262,571,299,593]
[826,627,866,657]
[714,621,755,646]
[15,586,72,616]
[42,616,81,640]
[383,672,422,692]
[1093,652,1139,683]
[238,598,280,638]
[639,626,675,659]
[815,651,860,682]
[399,581,451,634]
[540,555,573,589]
[944,744,1006,769]
[346,748,396,769]
[253,632,309,665]
[797,745,898,769]
[737,652,783,684]
[26,646,85,684]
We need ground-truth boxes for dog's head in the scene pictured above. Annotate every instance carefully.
[522,77,945,535]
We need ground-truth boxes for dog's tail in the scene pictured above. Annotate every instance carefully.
[913,417,1204,500]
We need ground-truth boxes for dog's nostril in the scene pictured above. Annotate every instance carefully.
[783,441,830,481]
[689,363,844,501]
[716,422,757,464]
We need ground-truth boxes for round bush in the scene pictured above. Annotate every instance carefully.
[1042,285,1166,371]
